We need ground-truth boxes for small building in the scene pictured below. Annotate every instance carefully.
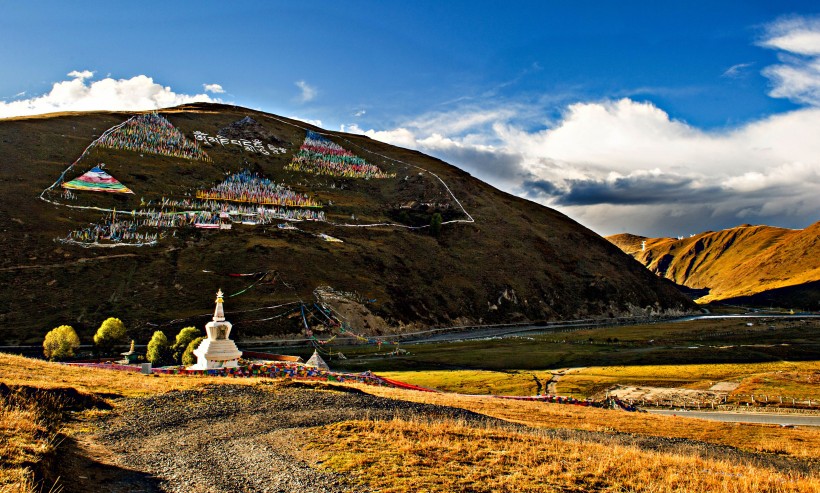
[305,350,330,370]
[119,340,140,365]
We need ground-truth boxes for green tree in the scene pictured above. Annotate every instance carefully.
[172,327,201,363]
[146,331,172,366]
[93,317,127,355]
[430,212,443,237]
[43,325,81,361]
[181,336,206,367]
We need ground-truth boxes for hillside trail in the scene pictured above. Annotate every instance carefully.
[0,253,138,272]
[546,367,585,394]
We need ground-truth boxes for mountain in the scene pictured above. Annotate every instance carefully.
[0,103,693,344]
[607,223,820,307]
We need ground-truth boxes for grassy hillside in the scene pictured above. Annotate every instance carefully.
[0,103,693,345]
[608,223,820,306]
[3,353,818,492]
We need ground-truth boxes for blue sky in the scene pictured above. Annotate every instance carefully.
[2,1,819,236]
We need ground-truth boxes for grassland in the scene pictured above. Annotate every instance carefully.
[306,418,818,492]
[326,316,820,373]
[361,385,820,460]
[377,369,552,395]
[555,361,820,400]
[0,353,239,491]
[3,351,820,492]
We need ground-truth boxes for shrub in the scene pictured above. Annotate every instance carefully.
[43,325,80,361]
[172,327,201,364]
[430,213,443,237]
[182,336,206,367]
[146,331,172,366]
[93,317,127,355]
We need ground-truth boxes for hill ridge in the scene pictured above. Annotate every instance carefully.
[607,222,820,306]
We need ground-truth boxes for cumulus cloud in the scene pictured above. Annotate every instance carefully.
[203,83,225,94]
[0,71,218,119]
[341,16,820,236]
[295,80,317,103]
[350,96,820,236]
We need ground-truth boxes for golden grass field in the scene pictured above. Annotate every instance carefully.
[378,369,552,395]
[361,385,820,460]
[2,353,819,492]
[0,353,237,492]
[306,418,817,492]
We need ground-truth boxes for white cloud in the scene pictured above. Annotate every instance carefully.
[760,15,820,105]
[354,109,366,117]
[760,16,820,56]
[340,16,820,236]
[0,71,219,119]
[352,97,820,236]
[288,115,323,127]
[67,70,94,80]
[295,80,317,103]
[203,83,225,94]
[722,62,754,78]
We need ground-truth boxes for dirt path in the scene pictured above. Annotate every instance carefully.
[546,367,585,394]
[74,383,493,493]
[51,434,163,493]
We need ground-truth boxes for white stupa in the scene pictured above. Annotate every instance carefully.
[189,289,242,370]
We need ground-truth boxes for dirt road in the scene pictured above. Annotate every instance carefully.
[649,410,820,427]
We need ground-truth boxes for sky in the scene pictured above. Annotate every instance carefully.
[1,1,819,237]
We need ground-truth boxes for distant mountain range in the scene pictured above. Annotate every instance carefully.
[0,103,693,344]
[607,223,820,309]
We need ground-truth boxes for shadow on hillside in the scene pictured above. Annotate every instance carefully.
[719,281,820,312]
[663,278,710,301]
[46,435,164,493]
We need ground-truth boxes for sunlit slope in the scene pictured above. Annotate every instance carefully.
[608,223,820,305]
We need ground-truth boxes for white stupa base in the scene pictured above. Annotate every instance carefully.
[188,339,242,370]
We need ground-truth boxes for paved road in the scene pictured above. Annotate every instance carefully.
[648,410,820,427]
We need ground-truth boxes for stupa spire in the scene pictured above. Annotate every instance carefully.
[213,289,225,322]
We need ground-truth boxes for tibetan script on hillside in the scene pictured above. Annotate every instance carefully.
[192,131,287,155]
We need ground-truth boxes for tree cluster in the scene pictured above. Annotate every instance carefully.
[43,318,204,367]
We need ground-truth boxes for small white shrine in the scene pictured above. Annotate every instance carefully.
[189,289,242,370]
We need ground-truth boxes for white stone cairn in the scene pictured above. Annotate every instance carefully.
[189,289,243,370]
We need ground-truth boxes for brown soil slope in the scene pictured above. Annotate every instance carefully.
[608,223,820,305]
[0,103,692,344]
